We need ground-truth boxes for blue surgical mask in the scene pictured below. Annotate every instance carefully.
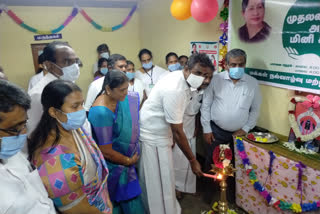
[142,61,153,70]
[0,134,27,159]
[101,68,108,75]
[168,63,181,72]
[58,109,86,130]
[126,72,135,80]
[229,67,245,79]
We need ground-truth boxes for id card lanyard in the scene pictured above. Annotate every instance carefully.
[145,67,154,88]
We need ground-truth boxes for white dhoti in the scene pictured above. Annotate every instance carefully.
[173,90,203,194]
[138,138,181,214]
[173,137,196,193]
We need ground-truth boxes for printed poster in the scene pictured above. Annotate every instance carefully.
[229,0,320,93]
[190,41,219,69]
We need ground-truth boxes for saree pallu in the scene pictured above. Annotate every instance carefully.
[88,92,142,202]
[32,127,111,214]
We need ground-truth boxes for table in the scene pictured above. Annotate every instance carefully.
[235,139,320,214]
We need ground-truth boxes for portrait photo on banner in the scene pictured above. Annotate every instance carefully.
[229,0,320,94]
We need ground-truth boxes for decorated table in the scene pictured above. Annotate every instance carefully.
[235,137,320,214]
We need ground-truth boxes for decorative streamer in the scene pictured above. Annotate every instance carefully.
[264,151,276,186]
[0,4,137,34]
[78,4,137,32]
[218,0,229,71]
[296,161,306,204]
[235,137,320,213]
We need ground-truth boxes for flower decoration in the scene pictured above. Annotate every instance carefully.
[247,133,256,141]
[288,96,320,142]
[219,32,228,46]
[235,137,320,213]
[218,0,229,72]
[219,21,228,32]
[212,144,232,169]
[220,7,228,21]
[219,45,228,58]
[219,58,226,71]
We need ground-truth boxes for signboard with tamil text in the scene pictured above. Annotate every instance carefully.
[229,0,320,93]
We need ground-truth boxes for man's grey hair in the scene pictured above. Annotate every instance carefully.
[0,80,31,122]
[225,49,247,65]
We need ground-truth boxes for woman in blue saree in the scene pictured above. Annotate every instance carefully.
[88,70,144,214]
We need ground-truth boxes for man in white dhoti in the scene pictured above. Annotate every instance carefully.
[173,89,203,196]
[138,53,214,214]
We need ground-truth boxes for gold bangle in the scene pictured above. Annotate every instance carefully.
[126,157,130,165]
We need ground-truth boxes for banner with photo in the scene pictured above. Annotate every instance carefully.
[190,41,219,69]
[229,0,320,93]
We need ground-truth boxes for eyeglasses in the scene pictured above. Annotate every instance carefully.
[0,121,27,137]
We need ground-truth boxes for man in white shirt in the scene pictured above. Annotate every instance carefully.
[166,51,204,197]
[28,53,48,92]
[92,43,110,76]
[200,48,262,203]
[84,54,127,111]
[0,80,56,214]
[27,41,81,136]
[138,53,214,214]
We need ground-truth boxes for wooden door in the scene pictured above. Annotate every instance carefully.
[30,43,48,74]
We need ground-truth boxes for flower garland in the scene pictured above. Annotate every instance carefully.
[235,137,320,213]
[213,144,232,169]
[283,141,316,155]
[288,96,320,142]
[0,4,137,34]
[201,202,237,214]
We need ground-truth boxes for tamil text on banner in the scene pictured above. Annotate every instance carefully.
[229,0,320,93]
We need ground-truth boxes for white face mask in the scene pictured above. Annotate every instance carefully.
[100,52,109,59]
[60,63,80,82]
[186,73,205,90]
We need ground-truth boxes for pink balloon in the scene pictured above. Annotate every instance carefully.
[191,0,219,23]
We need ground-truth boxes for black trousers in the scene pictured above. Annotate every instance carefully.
[204,121,236,204]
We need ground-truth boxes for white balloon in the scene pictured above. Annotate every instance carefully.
[218,0,225,9]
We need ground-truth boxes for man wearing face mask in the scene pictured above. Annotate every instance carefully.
[84,54,127,111]
[92,43,110,76]
[138,53,214,214]
[166,52,183,72]
[200,48,261,203]
[0,80,56,214]
[27,41,81,137]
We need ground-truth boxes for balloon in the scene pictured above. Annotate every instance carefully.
[170,0,192,21]
[191,0,219,23]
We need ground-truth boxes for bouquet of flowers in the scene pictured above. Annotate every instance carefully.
[212,144,232,169]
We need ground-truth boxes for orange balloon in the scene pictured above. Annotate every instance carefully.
[170,0,192,21]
